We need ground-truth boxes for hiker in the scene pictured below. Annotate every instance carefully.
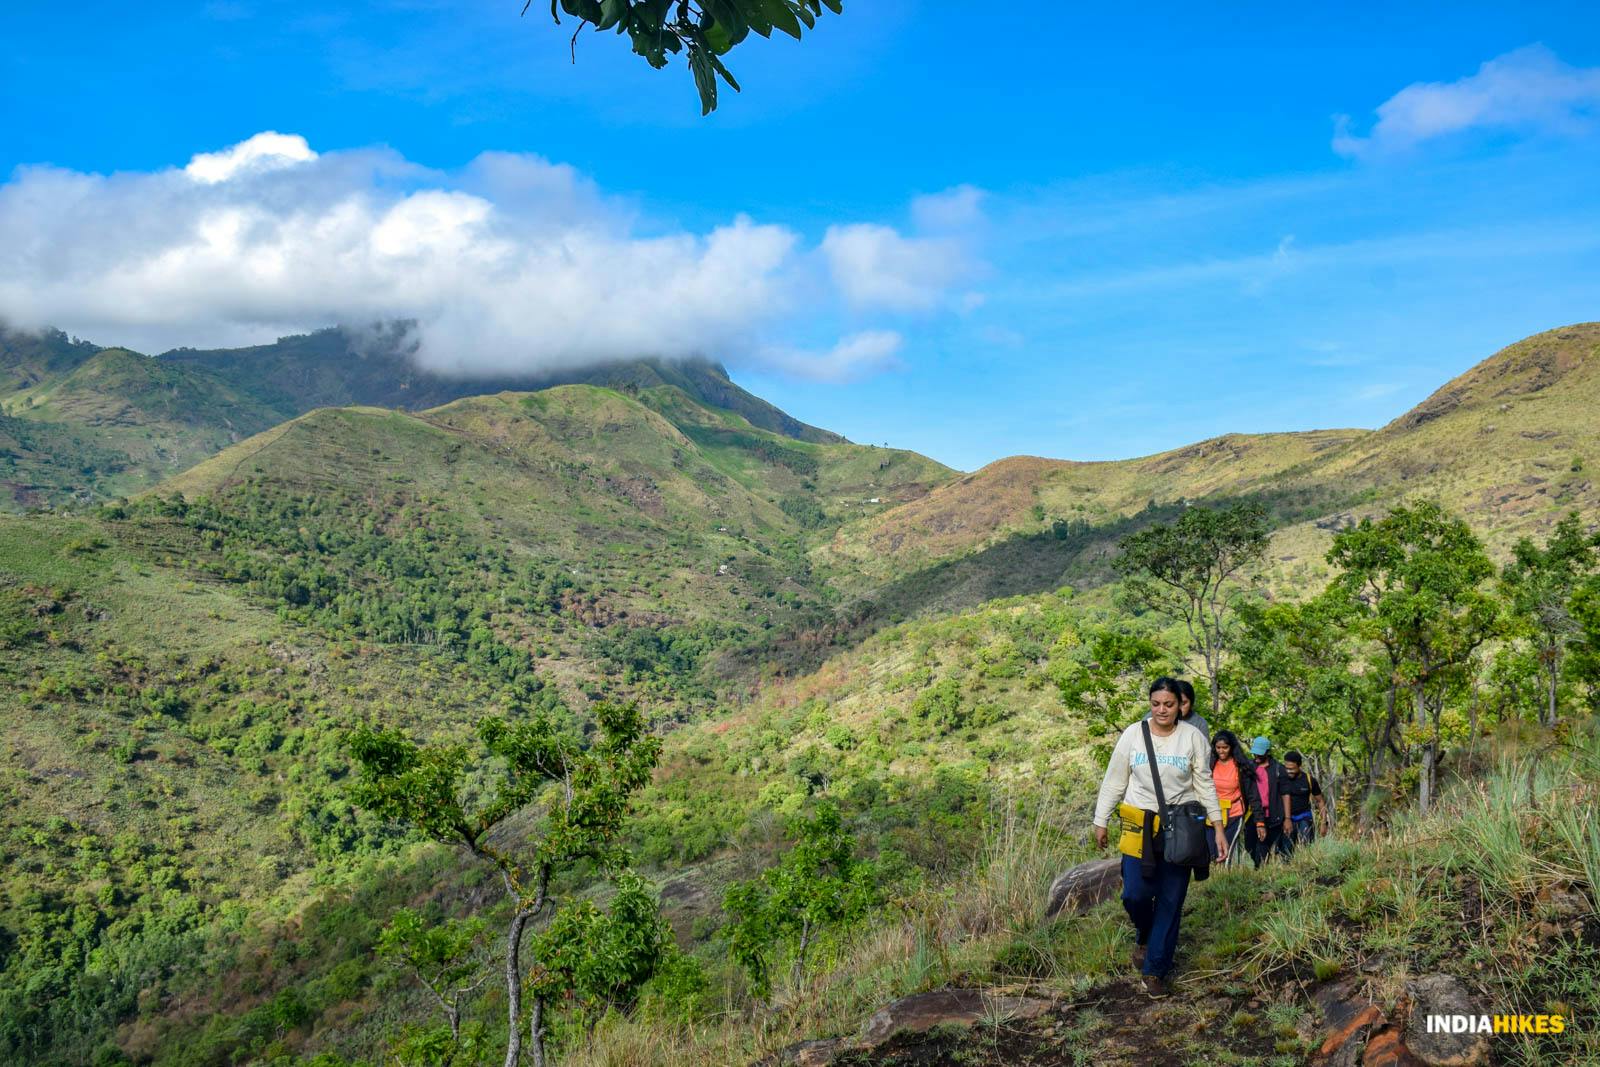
[1144,677,1209,740]
[1174,678,1210,740]
[1243,737,1287,867]
[1092,677,1226,997]
[1209,730,1255,865]
[1278,750,1325,855]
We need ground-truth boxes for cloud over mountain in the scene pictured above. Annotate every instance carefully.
[0,134,973,380]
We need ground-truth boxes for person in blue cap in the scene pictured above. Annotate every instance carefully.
[1242,736,1287,867]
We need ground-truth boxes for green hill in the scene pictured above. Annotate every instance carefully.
[0,325,864,510]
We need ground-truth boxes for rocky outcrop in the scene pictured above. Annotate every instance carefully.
[1313,972,1496,1067]
[763,989,1054,1065]
[1403,975,1489,1067]
[769,1038,845,1066]
[858,989,1052,1046]
[1044,857,1122,917]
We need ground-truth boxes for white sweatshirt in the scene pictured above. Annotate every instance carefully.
[1092,719,1222,828]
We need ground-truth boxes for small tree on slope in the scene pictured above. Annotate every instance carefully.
[1327,501,1499,815]
[1114,501,1271,719]
[1499,512,1599,727]
[349,701,662,1067]
[721,802,880,1004]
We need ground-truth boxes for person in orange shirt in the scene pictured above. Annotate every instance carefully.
[1208,731,1256,865]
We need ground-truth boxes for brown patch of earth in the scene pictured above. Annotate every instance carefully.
[827,980,1295,1067]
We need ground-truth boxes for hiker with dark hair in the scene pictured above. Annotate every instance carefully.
[1174,678,1209,740]
[1093,677,1225,998]
[1144,677,1209,740]
[1209,731,1255,865]
[1278,750,1325,855]
[1243,736,1287,867]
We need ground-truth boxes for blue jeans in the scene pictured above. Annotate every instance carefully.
[1121,853,1192,978]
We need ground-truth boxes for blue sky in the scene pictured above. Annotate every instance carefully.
[4,2,1599,469]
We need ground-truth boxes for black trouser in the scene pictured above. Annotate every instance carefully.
[1248,822,1284,867]
[1283,816,1316,856]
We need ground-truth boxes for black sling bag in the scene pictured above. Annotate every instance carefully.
[1141,721,1210,868]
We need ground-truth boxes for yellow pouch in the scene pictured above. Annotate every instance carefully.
[1116,802,1161,859]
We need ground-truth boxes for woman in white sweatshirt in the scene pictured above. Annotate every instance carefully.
[1091,677,1226,996]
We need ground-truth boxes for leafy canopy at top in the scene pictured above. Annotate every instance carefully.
[541,0,842,114]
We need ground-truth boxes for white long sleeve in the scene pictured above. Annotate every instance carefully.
[1093,720,1222,827]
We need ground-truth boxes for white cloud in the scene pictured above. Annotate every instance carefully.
[911,184,985,232]
[184,131,318,183]
[1334,45,1600,158]
[819,185,984,311]
[0,132,966,380]
[754,330,904,383]
[821,223,968,312]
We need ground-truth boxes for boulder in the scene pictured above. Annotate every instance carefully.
[858,989,1052,1047]
[1403,975,1489,1067]
[1045,858,1122,918]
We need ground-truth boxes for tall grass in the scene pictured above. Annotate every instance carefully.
[1550,793,1600,917]
[1448,761,1570,898]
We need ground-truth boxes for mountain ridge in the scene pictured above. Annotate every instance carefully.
[825,323,1600,583]
[0,324,852,509]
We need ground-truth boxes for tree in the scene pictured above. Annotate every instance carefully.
[377,909,492,1063]
[528,872,680,1040]
[349,701,662,1067]
[721,802,880,1003]
[539,0,843,114]
[1113,501,1271,719]
[1051,622,1168,759]
[1499,513,1598,726]
[1327,501,1499,814]
[1231,591,1383,810]
[1570,574,1600,711]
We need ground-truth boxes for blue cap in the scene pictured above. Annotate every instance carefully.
[1250,737,1271,756]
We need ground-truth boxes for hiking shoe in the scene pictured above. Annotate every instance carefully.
[1141,974,1169,999]
[1131,943,1147,970]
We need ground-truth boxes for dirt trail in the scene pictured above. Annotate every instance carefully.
[829,979,1301,1066]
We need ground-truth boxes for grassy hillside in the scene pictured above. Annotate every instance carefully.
[0,325,101,393]
[6,347,286,482]
[155,383,953,705]
[821,430,1365,582]
[0,372,952,1062]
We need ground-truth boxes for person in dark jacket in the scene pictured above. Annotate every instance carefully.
[1278,750,1325,855]
[1244,737,1287,867]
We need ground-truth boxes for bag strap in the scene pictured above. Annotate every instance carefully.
[1140,720,1169,824]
